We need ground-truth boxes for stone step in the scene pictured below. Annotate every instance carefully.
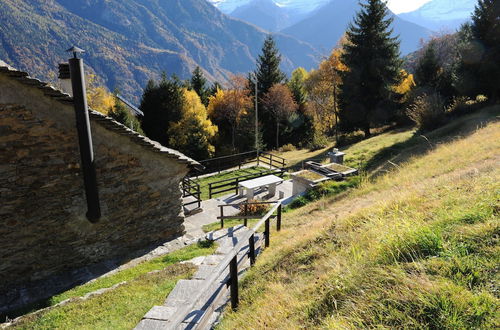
[137,227,267,329]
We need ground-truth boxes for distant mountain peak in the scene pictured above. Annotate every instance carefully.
[398,0,476,31]
[208,0,330,14]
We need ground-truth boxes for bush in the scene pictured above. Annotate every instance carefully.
[239,200,270,216]
[308,132,329,151]
[406,93,446,131]
[280,143,296,152]
[447,95,488,116]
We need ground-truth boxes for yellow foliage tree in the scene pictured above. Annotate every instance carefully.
[207,76,252,151]
[86,74,115,115]
[393,69,416,103]
[169,89,218,160]
[305,47,347,139]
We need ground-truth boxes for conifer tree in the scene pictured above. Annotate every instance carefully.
[457,0,500,101]
[339,0,402,137]
[109,96,144,134]
[415,41,441,89]
[250,35,286,146]
[190,66,209,106]
[139,73,184,147]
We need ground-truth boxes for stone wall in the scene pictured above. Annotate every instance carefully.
[0,74,190,314]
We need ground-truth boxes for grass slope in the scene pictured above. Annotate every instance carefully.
[10,241,216,329]
[217,106,500,329]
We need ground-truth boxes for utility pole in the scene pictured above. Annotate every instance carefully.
[251,73,259,160]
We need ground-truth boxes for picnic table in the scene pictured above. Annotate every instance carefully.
[238,175,284,201]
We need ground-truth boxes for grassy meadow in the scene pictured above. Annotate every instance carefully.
[217,106,499,329]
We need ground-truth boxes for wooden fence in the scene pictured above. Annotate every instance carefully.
[258,151,286,170]
[181,176,201,209]
[208,168,285,199]
[167,201,283,328]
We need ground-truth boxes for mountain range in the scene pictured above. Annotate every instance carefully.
[0,0,478,101]
[0,0,317,101]
[399,0,476,31]
[282,0,432,55]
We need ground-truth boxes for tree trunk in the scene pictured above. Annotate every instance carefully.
[231,126,236,152]
[276,120,279,149]
[363,125,371,138]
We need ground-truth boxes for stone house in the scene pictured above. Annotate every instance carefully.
[0,61,200,316]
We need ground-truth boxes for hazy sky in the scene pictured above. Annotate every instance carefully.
[386,0,432,14]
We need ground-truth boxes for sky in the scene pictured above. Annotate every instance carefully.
[386,0,433,14]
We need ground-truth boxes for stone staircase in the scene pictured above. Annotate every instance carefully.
[135,225,264,330]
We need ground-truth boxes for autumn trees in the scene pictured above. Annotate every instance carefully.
[139,73,217,160]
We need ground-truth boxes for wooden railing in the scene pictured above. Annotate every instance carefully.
[182,176,201,209]
[258,151,286,170]
[168,201,283,328]
[195,151,258,175]
[208,168,285,199]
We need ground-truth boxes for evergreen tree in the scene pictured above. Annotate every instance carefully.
[339,0,402,137]
[252,35,286,96]
[250,35,286,146]
[139,73,184,147]
[288,67,308,106]
[415,41,441,89]
[109,96,144,134]
[190,66,209,106]
[457,0,500,101]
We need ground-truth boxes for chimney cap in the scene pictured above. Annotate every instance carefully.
[66,46,85,59]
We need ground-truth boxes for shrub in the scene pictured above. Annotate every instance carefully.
[280,143,296,152]
[406,93,446,131]
[447,95,489,116]
[239,200,270,216]
[308,132,329,151]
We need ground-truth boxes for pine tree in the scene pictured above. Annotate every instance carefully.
[458,0,500,101]
[139,73,185,147]
[415,41,441,89]
[109,96,143,134]
[339,0,402,137]
[250,35,286,146]
[252,35,286,96]
[190,66,209,106]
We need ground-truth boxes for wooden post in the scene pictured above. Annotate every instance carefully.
[265,218,270,247]
[209,183,212,199]
[244,204,248,227]
[235,178,239,195]
[220,205,224,229]
[249,234,256,266]
[229,256,239,310]
[277,204,282,232]
[269,154,273,169]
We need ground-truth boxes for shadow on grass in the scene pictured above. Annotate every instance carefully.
[363,106,499,175]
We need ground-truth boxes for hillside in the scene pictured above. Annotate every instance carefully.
[282,0,432,55]
[217,106,500,328]
[230,0,306,32]
[0,0,318,101]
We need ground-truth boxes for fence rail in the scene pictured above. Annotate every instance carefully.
[258,151,286,170]
[208,168,285,199]
[182,176,201,209]
[168,201,283,328]
[195,151,258,175]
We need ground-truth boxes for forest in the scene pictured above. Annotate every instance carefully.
[88,0,499,162]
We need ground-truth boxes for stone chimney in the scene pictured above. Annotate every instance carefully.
[58,63,72,96]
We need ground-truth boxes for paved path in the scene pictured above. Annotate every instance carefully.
[183,179,295,238]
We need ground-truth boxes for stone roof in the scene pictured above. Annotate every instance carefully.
[0,63,202,170]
